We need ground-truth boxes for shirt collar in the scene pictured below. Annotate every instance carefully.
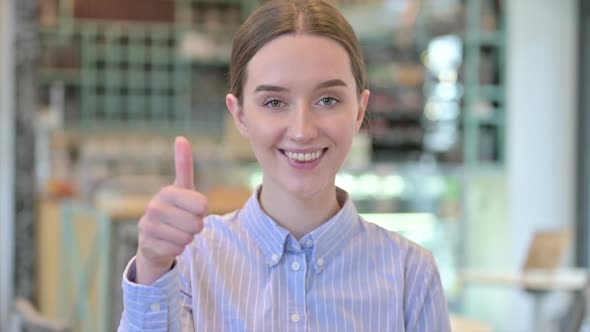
[241,186,359,273]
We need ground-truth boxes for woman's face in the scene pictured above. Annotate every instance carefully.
[227,33,370,199]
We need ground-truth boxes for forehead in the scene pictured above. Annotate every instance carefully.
[244,33,355,91]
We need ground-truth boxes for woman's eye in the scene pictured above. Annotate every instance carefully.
[318,97,338,106]
[264,99,285,108]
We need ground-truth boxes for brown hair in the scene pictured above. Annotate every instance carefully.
[228,0,367,102]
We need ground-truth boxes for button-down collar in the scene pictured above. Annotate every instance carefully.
[241,186,359,272]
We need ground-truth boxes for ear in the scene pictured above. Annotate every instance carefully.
[226,93,249,138]
[354,89,370,132]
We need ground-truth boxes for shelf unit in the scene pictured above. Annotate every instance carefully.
[358,15,427,162]
[343,0,505,165]
[462,0,506,166]
[39,0,256,134]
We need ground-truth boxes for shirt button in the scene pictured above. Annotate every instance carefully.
[291,262,301,271]
[290,313,301,323]
[317,258,325,266]
[271,254,279,262]
[305,239,313,247]
[150,303,161,312]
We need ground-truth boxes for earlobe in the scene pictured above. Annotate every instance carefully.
[355,89,371,132]
[226,94,249,138]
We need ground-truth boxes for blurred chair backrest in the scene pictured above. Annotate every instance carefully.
[14,297,71,332]
[522,228,571,271]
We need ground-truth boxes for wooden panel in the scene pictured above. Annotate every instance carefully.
[37,199,61,321]
[74,0,175,22]
[36,199,106,329]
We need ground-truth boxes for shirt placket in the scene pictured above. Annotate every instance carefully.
[284,251,307,332]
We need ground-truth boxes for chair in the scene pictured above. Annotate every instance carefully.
[461,228,582,331]
[519,228,590,332]
[560,275,590,332]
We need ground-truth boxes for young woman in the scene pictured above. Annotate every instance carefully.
[118,0,451,331]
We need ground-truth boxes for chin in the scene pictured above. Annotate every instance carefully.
[281,178,332,200]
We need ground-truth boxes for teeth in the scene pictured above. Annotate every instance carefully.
[285,150,323,162]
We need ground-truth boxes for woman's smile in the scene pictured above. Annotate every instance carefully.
[279,147,328,170]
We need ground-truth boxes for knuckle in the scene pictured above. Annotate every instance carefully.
[137,217,148,233]
[172,248,184,258]
[193,218,204,234]
[139,217,158,237]
[145,201,159,219]
[146,200,167,221]
[180,234,192,246]
[137,232,145,246]
[197,221,205,233]
[163,185,176,196]
[198,197,209,215]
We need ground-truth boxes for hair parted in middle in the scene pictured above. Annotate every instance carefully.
[228,0,368,103]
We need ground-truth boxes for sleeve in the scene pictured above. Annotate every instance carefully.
[404,249,452,332]
[117,253,195,332]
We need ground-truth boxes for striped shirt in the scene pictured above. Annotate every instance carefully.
[118,187,451,332]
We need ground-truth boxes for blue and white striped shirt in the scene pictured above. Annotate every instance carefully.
[118,188,451,331]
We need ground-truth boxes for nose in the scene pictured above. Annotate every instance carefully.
[288,104,319,143]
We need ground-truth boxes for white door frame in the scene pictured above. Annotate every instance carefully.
[0,0,16,330]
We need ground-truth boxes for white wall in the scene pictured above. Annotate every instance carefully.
[507,0,578,266]
[505,0,578,330]
[0,0,15,330]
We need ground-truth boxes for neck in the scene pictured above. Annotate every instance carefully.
[258,183,341,240]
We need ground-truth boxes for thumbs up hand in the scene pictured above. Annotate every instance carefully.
[135,137,208,285]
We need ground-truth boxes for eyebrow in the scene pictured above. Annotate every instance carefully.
[316,79,348,90]
[254,79,348,93]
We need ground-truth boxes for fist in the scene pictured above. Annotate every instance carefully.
[135,136,208,284]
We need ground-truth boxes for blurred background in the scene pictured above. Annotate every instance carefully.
[0,0,588,331]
